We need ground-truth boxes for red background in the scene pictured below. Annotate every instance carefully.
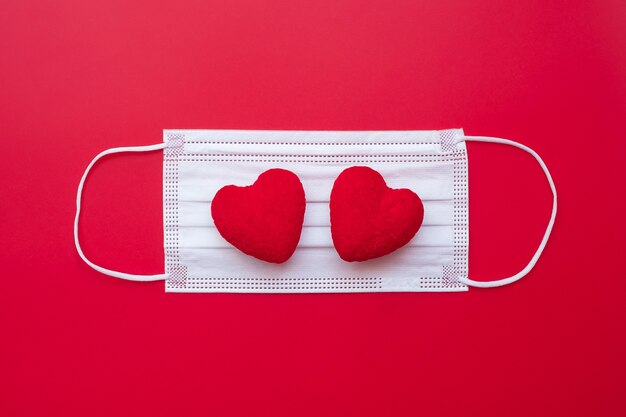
[2,1,625,416]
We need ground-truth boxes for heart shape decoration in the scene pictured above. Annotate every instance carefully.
[211,169,306,263]
[330,166,424,262]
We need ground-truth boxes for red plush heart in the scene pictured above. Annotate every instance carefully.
[330,166,424,262]
[211,169,305,263]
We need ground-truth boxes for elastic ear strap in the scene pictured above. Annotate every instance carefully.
[454,135,557,288]
[74,143,170,281]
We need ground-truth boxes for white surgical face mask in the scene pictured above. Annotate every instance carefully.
[75,129,557,292]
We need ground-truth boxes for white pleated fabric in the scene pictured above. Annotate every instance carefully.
[162,129,470,293]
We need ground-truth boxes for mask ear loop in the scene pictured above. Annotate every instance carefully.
[74,143,170,281]
[454,135,557,288]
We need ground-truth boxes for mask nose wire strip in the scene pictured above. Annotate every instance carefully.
[454,135,557,288]
[74,143,170,281]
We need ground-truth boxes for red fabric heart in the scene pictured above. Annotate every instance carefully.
[211,169,305,263]
[330,166,424,262]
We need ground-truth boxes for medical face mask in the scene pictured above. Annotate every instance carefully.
[74,129,557,292]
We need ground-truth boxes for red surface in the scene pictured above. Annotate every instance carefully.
[212,169,306,263]
[331,166,424,262]
[1,1,625,416]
